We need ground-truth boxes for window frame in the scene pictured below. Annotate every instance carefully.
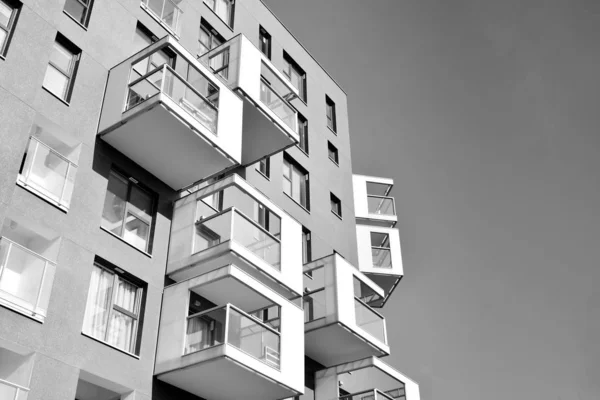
[43,34,81,103]
[283,51,306,102]
[203,0,235,28]
[283,153,310,210]
[63,0,94,28]
[330,192,342,219]
[297,113,309,155]
[258,25,271,59]
[198,18,225,57]
[101,169,156,254]
[257,157,270,179]
[0,0,20,58]
[302,226,312,264]
[326,95,337,133]
[328,141,339,165]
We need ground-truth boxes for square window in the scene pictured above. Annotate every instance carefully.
[64,0,94,27]
[328,141,339,165]
[330,193,342,218]
[101,169,155,253]
[43,34,80,103]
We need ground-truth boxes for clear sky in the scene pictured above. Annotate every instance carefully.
[263,0,600,399]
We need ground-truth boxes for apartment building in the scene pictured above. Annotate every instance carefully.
[0,0,419,399]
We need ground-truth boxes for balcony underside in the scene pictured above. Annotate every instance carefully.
[356,216,397,228]
[240,96,297,165]
[100,98,237,190]
[363,273,402,308]
[157,351,296,400]
[305,322,388,367]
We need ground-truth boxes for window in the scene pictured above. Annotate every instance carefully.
[83,262,144,354]
[0,0,19,57]
[101,170,155,253]
[131,24,173,80]
[203,0,234,28]
[140,0,182,34]
[326,95,337,132]
[198,19,224,57]
[328,141,339,165]
[259,25,271,59]
[302,227,312,264]
[330,193,342,218]
[257,157,270,178]
[63,0,94,27]
[297,113,308,154]
[18,114,82,209]
[283,51,306,102]
[42,34,80,103]
[283,154,309,210]
[370,232,392,269]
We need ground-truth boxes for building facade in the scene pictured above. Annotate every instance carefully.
[0,0,420,399]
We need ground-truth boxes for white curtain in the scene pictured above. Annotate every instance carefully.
[83,266,113,340]
[107,279,138,352]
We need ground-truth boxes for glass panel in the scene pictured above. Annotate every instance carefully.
[0,241,46,312]
[303,289,326,322]
[371,248,392,269]
[193,211,232,254]
[114,278,139,314]
[22,140,69,203]
[303,266,324,290]
[107,309,136,352]
[367,196,395,216]
[353,277,382,305]
[123,213,150,251]
[82,266,114,340]
[126,67,162,109]
[61,164,77,208]
[146,0,165,18]
[0,2,13,28]
[101,172,128,236]
[231,211,280,270]
[0,382,18,400]
[291,167,302,203]
[228,307,280,369]
[129,185,152,220]
[260,80,296,131]
[64,0,86,24]
[43,65,69,100]
[49,43,74,75]
[214,0,231,25]
[185,307,226,354]
[354,299,385,343]
[0,29,7,51]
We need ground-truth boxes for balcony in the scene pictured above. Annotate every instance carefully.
[168,174,303,300]
[0,344,33,400]
[155,264,304,400]
[98,36,243,189]
[356,226,403,307]
[198,34,300,165]
[353,175,397,228]
[303,254,389,367]
[315,357,420,400]
[140,0,183,36]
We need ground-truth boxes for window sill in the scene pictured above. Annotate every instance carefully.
[327,126,338,136]
[296,146,309,158]
[42,86,71,106]
[100,227,153,258]
[0,296,45,323]
[16,179,69,214]
[283,192,310,214]
[256,168,270,181]
[140,3,181,40]
[331,210,343,220]
[329,158,339,167]
[202,2,234,32]
[63,11,89,31]
[81,332,141,359]
[0,54,5,61]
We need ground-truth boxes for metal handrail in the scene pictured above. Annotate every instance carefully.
[367,195,396,215]
[340,389,395,400]
[0,237,56,265]
[195,206,281,244]
[28,136,78,166]
[186,303,281,337]
[260,76,297,114]
[354,296,385,320]
[162,64,219,111]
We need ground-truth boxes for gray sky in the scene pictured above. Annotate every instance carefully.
[263,0,600,399]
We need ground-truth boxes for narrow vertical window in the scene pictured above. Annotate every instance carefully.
[328,141,339,165]
[297,113,309,154]
[43,34,80,103]
[259,25,271,59]
[101,170,155,253]
[257,157,270,178]
[0,0,19,57]
[283,51,306,102]
[83,262,144,354]
[63,0,94,27]
[283,154,309,210]
[370,232,392,269]
[302,227,312,264]
[330,193,342,218]
[326,95,337,132]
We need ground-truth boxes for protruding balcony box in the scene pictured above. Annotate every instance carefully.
[198,34,300,165]
[303,254,390,367]
[168,174,303,300]
[353,175,397,228]
[0,340,34,400]
[97,35,243,189]
[356,225,403,307]
[315,357,420,400]
[155,264,304,400]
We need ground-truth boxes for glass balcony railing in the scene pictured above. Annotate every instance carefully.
[141,0,182,34]
[185,304,281,369]
[367,195,396,216]
[303,288,326,323]
[0,238,55,319]
[259,78,296,132]
[354,298,386,343]
[0,378,29,400]
[193,207,281,270]
[340,389,395,400]
[371,247,392,269]
[126,64,219,134]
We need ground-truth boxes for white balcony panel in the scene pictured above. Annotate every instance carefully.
[356,225,403,307]
[353,175,397,227]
